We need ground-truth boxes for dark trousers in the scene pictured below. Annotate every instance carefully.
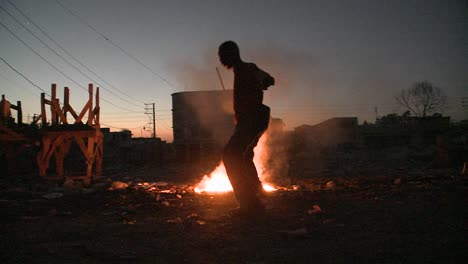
[223,105,270,210]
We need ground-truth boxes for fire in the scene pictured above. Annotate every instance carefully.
[194,134,276,193]
[194,163,232,193]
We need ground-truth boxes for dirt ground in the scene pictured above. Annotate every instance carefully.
[1,168,466,264]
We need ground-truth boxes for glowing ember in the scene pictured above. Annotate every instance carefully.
[194,134,276,194]
[194,163,232,193]
[262,183,277,192]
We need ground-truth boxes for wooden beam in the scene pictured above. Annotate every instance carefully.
[95,87,100,125]
[87,135,94,178]
[32,114,41,124]
[16,101,22,125]
[63,87,69,122]
[41,93,47,126]
[76,101,91,124]
[52,98,67,124]
[66,105,78,120]
[88,84,93,125]
[51,84,57,125]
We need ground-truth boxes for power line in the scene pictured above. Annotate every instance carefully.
[5,0,148,105]
[101,111,143,114]
[0,5,145,110]
[54,0,180,93]
[0,20,87,92]
[101,123,152,132]
[101,119,149,123]
[0,19,138,112]
[101,115,148,119]
[0,56,49,96]
[0,70,41,98]
[155,118,172,131]
[101,122,133,130]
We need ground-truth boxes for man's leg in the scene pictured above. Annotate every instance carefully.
[243,139,264,196]
[243,106,270,196]
[223,122,263,213]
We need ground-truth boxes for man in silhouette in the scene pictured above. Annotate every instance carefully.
[218,41,275,216]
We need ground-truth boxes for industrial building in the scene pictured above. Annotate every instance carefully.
[172,90,234,162]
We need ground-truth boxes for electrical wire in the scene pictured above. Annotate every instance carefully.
[0,5,145,110]
[0,70,41,98]
[54,0,180,93]
[6,0,147,105]
[0,20,139,112]
[0,56,50,96]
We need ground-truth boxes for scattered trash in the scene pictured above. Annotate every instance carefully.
[196,220,207,225]
[325,181,336,189]
[162,201,170,207]
[160,189,175,194]
[393,178,402,185]
[42,192,63,199]
[166,217,182,224]
[111,181,129,190]
[63,178,76,189]
[155,182,168,187]
[176,194,182,199]
[186,213,200,220]
[123,220,136,225]
[307,205,322,215]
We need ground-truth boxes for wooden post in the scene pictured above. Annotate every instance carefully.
[88,84,93,126]
[16,101,22,125]
[64,87,78,121]
[51,84,57,125]
[63,87,69,122]
[95,87,100,125]
[86,136,94,184]
[96,138,103,177]
[41,93,47,126]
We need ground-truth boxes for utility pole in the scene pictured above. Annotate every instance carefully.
[152,103,156,138]
[144,103,156,138]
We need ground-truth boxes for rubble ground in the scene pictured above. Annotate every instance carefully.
[0,169,466,264]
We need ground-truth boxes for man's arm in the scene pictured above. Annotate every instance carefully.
[262,74,275,90]
[254,65,275,90]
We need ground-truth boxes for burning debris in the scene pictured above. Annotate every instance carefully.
[193,134,277,194]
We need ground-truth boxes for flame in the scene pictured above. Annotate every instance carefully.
[194,163,232,193]
[194,134,276,193]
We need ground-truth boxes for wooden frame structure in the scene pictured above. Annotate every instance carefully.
[36,84,103,185]
[0,95,27,175]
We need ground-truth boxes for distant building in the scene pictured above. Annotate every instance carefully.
[172,90,234,162]
[362,115,451,147]
[100,128,166,166]
[294,117,359,148]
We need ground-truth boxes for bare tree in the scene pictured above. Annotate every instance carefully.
[395,81,447,117]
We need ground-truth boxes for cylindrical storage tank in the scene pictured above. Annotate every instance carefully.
[171,90,234,163]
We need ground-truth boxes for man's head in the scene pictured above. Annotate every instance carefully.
[218,41,240,69]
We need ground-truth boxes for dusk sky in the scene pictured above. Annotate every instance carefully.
[0,0,466,142]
